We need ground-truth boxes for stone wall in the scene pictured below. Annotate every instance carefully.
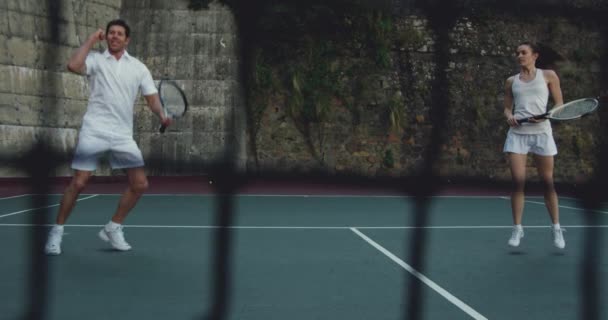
[1,1,605,182]
[1,0,123,176]
[249,5,606,182]
[122,0,244,175]
[0,0,243,177]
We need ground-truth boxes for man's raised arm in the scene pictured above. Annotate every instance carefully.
[67,29,104,74]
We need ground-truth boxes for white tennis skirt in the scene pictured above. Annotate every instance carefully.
[503,131,557,156]
[71,130,145,171]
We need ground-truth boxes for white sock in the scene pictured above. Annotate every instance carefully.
[52,224,64,233]
[106,221,121,231]
[552,223,561,230]
[514,224,523,230]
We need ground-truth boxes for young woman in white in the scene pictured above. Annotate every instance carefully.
[503,42,565,249]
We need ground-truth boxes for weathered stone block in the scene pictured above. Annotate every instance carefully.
[6,37,38,66]
[0,125,79,176]
[0,35,10,65]
[0,92,87,128]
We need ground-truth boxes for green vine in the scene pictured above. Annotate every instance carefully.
[368,12,393,68]
[387,93,406,132]
[396,24,425,51]
[286,40,339,123]
[232,2,402,165]
[382,149,395,168]
[248,49,278,139]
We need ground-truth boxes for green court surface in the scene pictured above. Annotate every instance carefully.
[1,194,607,320]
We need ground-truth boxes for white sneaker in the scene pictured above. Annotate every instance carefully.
[508,227,524,247]
[552,227,566,249]
[98,225,132,251]
[45,226,64,255]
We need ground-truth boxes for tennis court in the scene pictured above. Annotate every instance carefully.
[1,184,606,320]
[2,1,608,320]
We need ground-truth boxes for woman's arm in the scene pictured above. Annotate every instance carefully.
[544,69,564,107]
[504,77,518,127]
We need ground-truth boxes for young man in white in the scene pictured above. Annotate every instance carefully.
[45,19,171,255]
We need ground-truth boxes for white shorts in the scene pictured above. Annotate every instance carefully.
[71,130,145,171]
[503,131,557,156]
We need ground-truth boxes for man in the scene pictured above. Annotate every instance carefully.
[45,19,171,255]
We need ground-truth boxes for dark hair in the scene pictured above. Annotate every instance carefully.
[518,41,563,70]
[106,19,130,38]
[519,41,540,54]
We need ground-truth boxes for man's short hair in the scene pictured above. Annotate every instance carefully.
[106,19,130,38]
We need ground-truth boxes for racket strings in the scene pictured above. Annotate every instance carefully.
[551,100,597,120]
[160,85,186,116]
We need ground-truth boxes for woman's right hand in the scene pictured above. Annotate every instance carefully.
[506,114,519,127]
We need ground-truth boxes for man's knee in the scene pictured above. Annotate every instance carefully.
[131,179,148,194]
[70,177,89,192]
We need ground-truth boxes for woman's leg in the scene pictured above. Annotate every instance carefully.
[507,153,528,247]
[509,153,528,225]
[534,154,565,248]
[533,154,559,224]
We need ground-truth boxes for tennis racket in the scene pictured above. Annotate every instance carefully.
[517,97,599,123]
[158,79,188,133]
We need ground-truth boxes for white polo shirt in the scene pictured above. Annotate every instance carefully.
[81,50,157,136]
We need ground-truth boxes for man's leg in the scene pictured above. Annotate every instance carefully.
[98,167,148,251]
[45,170,92,255]
[111,167,148,223]
[56,170,93,224]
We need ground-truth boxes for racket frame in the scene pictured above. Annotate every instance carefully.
[517,97,599,123]
[158,79,188,133]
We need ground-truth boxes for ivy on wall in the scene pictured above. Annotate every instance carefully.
[231,2,402,165]
[186,0,606,179]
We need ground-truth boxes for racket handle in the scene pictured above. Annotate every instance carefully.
[159,124,167,133]
[516,113,548,124]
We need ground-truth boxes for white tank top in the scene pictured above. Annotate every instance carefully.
[510,69,552,134]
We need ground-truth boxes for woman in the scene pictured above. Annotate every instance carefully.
[503,42,565,249]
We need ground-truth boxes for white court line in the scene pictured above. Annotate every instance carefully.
[0,195,99,219]
[358,225,608,229]
[499,196,608,214]
[0,223,607,229]
[0,194,31,200]
[350,228,487,320]
[524,200,608,214]
[27,193,508,199]
[237,195,507,199]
